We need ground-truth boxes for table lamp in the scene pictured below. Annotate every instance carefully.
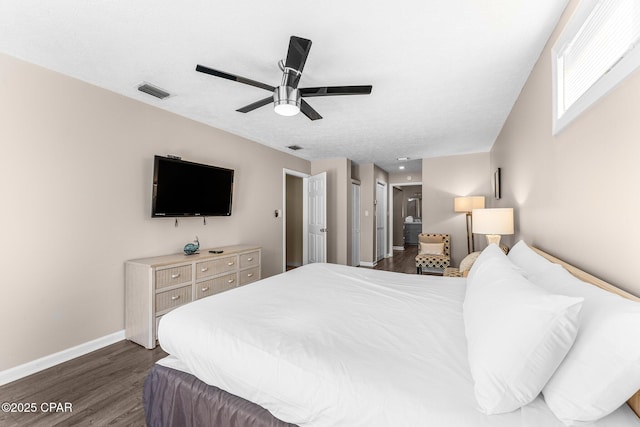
[472,208,514,247]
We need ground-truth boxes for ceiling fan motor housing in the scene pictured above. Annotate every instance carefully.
[274,85,301,116]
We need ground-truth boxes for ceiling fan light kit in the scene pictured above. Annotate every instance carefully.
[196,36,372,121]
[274,86,301,116]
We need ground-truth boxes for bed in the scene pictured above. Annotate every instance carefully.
[143,242,640,426]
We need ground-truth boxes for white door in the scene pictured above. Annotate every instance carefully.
[376,182,387,261]
[351,182,361,266]
[305,172,327,264]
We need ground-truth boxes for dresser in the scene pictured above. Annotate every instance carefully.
[125,245,261,349]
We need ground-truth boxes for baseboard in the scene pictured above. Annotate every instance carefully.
[392,246,405,251]
[359,261,377,268]
[286,262,302,267]
[0,330,125,386]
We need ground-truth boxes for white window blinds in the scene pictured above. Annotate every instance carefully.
[559,0,640,112]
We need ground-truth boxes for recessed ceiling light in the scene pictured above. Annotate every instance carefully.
[399,165,405,170]
[397,157,410,161]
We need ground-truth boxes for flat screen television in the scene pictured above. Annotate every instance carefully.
[152,155,234,217]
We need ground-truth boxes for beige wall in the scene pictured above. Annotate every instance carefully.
[490,0,640,295]
[388,171,422,185]
[422,153,491,266]
[310,158,351,265]
[0,54,310,371]
[285,175,303,267]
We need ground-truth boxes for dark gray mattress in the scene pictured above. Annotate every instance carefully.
[143,364,298,427]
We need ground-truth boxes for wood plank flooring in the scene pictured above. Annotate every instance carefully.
[373,244,419,274]
[0,250,417,427]
[0,341,166,427]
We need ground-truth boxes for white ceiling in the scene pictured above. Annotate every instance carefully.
[0,0,567,174]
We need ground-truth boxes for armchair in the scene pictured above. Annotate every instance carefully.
[415,233,450,274]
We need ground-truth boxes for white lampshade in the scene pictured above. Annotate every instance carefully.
[454,196,485,213]
[472,208,514,235]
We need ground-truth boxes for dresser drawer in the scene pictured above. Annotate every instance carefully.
[201,256,239,276]
[195,260,216,279]
[155,265,192,290]
[239,267,260,286]
[156,285,192,313]
[240,251,260,269]
[196,273,237,299]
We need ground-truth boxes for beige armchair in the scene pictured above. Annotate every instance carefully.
[415,233,451,274]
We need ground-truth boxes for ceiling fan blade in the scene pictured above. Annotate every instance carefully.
[300,99,322,121]
[236,96,273,113]
[196,64,275,92]
[284,36,312,73]
[300,85,372,97]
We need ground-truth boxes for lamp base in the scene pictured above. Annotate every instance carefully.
[485,234,502,246]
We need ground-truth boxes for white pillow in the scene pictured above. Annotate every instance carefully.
[507,240,556,278]
[419,242,444,255]
[463,244,583,414]
[523,264,640,425]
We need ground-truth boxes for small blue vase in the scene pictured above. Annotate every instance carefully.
[184,236,200,255]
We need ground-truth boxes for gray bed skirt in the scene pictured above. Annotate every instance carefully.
[143,364,298,427]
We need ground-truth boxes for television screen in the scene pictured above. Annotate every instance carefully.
[152,155,234,217]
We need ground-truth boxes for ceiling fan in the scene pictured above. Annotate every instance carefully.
[196,36,372,120]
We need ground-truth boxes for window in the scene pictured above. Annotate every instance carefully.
[552,0,640,134]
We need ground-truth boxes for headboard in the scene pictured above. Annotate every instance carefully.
[531,247,640,418]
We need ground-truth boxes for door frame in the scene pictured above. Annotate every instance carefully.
[351,180,361,267]
[282,168,309,272]
[389,181,423,254]
[375,180,388,262]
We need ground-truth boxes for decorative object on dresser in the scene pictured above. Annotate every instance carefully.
[454,196,485,253]
[415,233,450,274]
[125,245,261,349]
[472,208,514,251]
[183,236,200,255]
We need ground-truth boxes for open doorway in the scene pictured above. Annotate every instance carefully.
[391,183,423,250]
[282,169,327,272]
[375,181,387,262]
[285,174,304,270]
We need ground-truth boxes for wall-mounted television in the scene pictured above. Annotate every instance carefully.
[152,155,234,217]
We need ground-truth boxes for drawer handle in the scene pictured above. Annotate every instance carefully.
[227,261,235,266]
[200,267,208,272]
[247,257,253,261]
[171,295,181,301]
[201,287,209,292]
[247,273,254,278]
[227,279,235,284]
[171,273,180,279]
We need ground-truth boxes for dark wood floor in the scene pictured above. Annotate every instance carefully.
[0,341,166,427]
[373,244,419,274]
[0,252,416,427]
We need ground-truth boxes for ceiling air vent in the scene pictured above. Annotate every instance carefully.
[137,83,171,100]
[287,145,303,151]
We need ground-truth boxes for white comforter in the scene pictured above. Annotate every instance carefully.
[158,263,638,427]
